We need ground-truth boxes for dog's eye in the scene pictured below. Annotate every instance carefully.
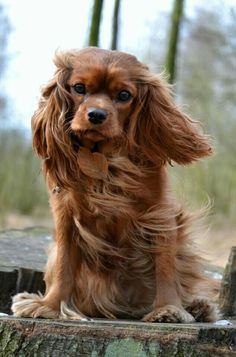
[117,90,132,102]
[74,83,86,95]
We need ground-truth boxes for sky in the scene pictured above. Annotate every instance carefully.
[1,0,235,130]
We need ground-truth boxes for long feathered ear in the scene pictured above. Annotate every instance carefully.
[31,78,58,158]
[31,52,77,187]
[129,72,213,165]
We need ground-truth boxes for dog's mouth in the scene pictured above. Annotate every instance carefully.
[82,129,106,141]
[70,129,108,153]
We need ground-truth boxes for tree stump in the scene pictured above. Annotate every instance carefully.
[0,227,48,313]
[0,316,235,356]
[0,228,236,356]
[220,246,236,317]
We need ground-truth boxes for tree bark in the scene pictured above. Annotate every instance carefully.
[164,0,184,83]
[0,317,235,356]
[88,0,104,47]
[220,246,236,317]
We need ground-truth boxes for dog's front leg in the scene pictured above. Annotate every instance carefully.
[143,232,195,323]
[12,205,85,320]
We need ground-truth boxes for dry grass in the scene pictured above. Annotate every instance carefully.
[197,224,236,267]
[1,212,53,231]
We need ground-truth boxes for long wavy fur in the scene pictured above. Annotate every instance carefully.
[12,48,219,322]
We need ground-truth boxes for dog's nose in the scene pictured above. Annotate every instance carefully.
[87,108,108,124]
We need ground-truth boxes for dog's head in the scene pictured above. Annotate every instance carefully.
[32,47,212,185]
[68,48,138,143]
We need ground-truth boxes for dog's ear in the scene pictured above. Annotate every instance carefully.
[31,53,72,159]
[31,78,57,158]
[131,73,213,165]
[31,52,77,186]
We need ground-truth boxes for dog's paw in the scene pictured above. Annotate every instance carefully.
[186,299,220,322]
[142,305,195,323]
[60,302,89,321]
[12,292,59,319]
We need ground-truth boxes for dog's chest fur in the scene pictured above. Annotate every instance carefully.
[67,178,157,315]
[63,157,158,271]
[51,153,166,308]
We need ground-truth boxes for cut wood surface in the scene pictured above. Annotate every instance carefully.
[0,227,51,272]
[0,227,49,313]
[0,316,235,357]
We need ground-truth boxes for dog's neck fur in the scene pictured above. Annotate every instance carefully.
[50,132,167,207]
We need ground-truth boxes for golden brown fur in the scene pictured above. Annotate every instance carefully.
[12,48,218,322]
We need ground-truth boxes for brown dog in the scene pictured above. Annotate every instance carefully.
[12,48,218,322]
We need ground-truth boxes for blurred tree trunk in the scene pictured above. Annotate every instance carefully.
[88,0,104,47]
[165,0,184,83]
[111,0,121,50]
[0,3,10,121]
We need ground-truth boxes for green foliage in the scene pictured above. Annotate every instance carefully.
[171,6,236,222]
[171,157,236,222]
[0,130,48,224]
[142,5,236,223]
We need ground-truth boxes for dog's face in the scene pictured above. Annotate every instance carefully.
[68,58,137,142]
[32,47,212,187]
